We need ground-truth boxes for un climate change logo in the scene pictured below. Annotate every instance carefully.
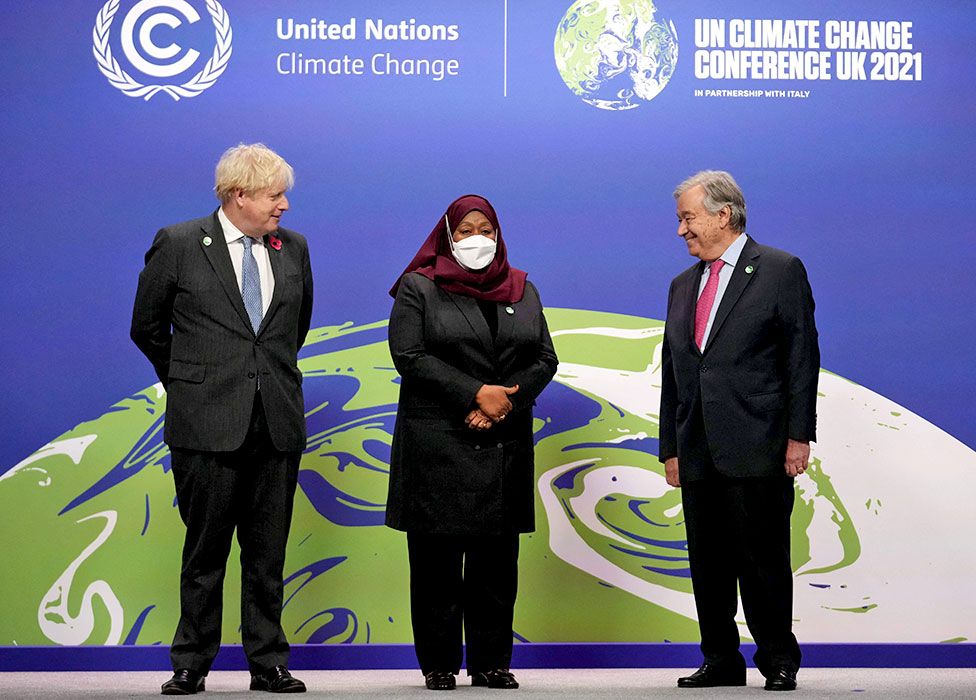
[92,0,232,101]
[555,0,678,110]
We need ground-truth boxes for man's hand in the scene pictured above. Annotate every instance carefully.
[465,409,493,431]
[785,439,811,477]
[665,457,681,488]
[475,384,519,422]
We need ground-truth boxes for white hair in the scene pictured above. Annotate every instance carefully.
[674,170,747,231]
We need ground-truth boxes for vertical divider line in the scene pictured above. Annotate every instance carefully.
[503,0,508,97]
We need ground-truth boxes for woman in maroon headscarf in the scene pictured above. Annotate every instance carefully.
[386,195,558,691]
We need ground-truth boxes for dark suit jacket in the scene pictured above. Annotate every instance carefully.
[659,237,819,480]
[131,211,314,453]
[385,272,558,535]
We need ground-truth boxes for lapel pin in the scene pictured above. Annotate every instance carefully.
[505,306,515,315]
[745,265,754,274]
[202,236,212,247]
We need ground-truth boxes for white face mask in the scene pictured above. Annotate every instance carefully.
[447,216,497,271]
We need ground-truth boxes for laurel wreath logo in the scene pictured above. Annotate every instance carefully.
[92,0,232,101]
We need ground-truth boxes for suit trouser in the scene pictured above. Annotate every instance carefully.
[682,470,800,674]
[169,394,301,674]
[681,409,801,675]
[407,532,519,675]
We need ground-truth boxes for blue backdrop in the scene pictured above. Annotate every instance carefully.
[0,0,976,486]
[2,1,972,471]
[1,0,976,666]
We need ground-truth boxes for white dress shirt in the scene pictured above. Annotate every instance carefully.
[218,207,275,316]
[697,233,749,349]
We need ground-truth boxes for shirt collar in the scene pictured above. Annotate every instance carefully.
[712,232,748,270]
[218,206,262,247]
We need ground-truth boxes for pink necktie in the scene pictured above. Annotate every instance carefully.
[695,259,725,349]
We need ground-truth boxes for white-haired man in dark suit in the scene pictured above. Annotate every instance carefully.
[659,170,819,692]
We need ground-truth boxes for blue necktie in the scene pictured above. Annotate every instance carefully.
[240,236,263,334]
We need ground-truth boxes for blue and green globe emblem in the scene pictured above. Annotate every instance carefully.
[555,0,678,110]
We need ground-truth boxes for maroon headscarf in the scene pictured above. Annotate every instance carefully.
[389,194,527,303]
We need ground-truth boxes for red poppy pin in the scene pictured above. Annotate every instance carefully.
[269,235,282,251]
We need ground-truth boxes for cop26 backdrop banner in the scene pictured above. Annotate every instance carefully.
[1,0,974,653]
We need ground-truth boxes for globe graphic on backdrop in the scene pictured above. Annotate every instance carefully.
[555,0,678,110]
[1,309,975,647]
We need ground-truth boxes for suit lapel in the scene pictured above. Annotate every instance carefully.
[448,293,494,356]
[685,262,705,356]
[704,237,761,353]
[257,233,285,337]
[200,212,254,334]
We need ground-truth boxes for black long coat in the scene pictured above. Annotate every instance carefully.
[385,272,558,535]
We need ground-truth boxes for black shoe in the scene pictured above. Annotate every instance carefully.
[764,667,797,691]
[471,669,519,689]
[677,662,746,688]
[424,671,457,690]
[250,666,306,693]
[161,669,205,695]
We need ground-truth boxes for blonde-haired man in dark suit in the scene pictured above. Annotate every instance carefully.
[132,144,313,695]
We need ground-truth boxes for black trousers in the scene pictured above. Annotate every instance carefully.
[169,395,301,675]
[681,453,801,676]
[407,532,519,675]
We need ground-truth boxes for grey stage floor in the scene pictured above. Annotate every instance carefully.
[1,668,974,698]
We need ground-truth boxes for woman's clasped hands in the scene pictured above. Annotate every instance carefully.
[465,384,519,431]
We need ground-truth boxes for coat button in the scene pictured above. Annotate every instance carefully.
[474,445,481,451]
[497,442,504,449]
[248,371,255,378]
[699,366,708,374]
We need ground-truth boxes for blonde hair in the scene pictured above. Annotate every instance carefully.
[214,143,295,202]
